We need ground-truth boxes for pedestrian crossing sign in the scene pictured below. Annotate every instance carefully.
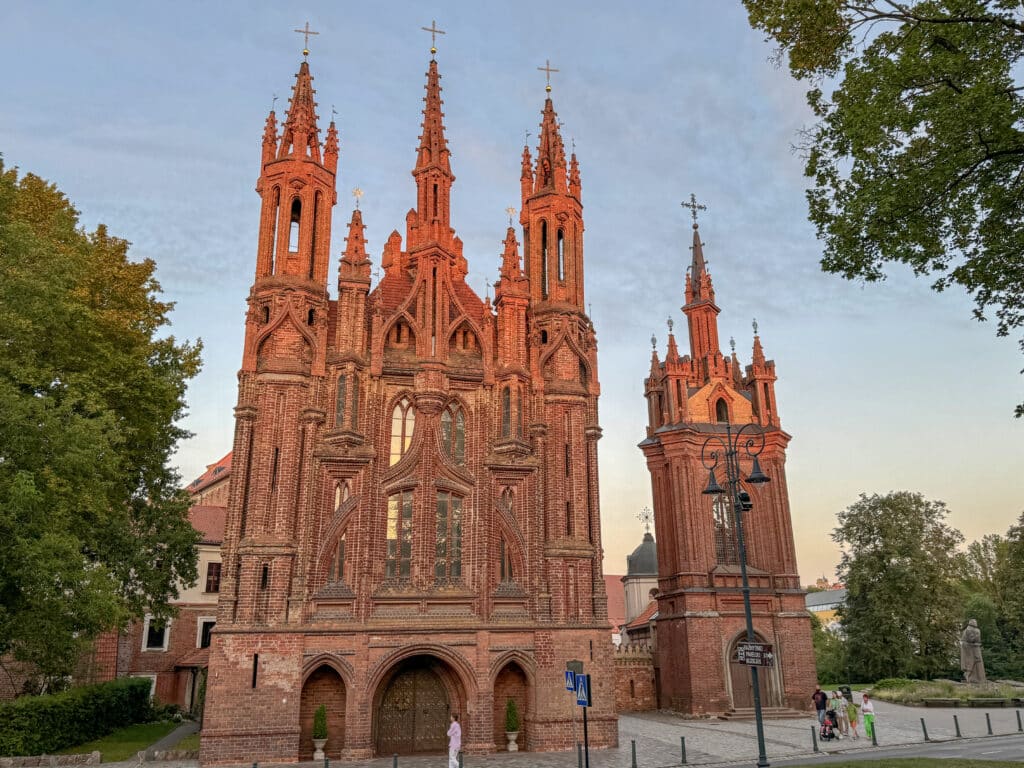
[575,673,592,707]
[565,670,576,691]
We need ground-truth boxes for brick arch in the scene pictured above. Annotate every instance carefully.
[299,662,347,760]
[301,653,356,688]
[537,322,587,373]
[383,313,418,350]
[491,657,531,750]
[367,644,477,700]
[381,392,422,477]
[312,495,360,586]
[723,630,781,708]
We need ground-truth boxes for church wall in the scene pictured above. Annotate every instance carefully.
[614,643,656,712]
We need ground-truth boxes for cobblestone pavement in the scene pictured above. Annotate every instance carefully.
[114,694,1023,768]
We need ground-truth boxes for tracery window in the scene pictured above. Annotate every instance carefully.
[440,404,466,464]
[501,387,511,438]
[333,481,350,512]
[435,492,463,582]
[385,491,413,579]
[335,375,347,427]
[389,397,415,465]
[330,532,346,582]
[712,495,738,565]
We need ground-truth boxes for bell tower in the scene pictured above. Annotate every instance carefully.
[639,206,814,715]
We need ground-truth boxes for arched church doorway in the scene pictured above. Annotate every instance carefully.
[299,664,346,759]
[374,655,463,755]
[492,661,530,751]
[727,633,781,709]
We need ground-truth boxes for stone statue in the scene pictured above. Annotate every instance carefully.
[960,618,986,684]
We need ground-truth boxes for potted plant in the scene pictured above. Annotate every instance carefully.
[504,698,520,751]
[312,704,328,760]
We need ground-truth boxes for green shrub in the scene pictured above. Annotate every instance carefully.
[504,698,520,732]
[312,704,328,740]
[0,677,153,756]
[872,677,915,690]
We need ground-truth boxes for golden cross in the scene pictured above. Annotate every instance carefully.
[421,19,446,54]
[352,187,363,209]
[537,59,559,92]
[681,193,707,226]
[294,22,319,56]
[505,206,516,226]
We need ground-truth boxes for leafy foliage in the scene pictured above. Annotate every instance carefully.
[312,704,328,740]
[0,677,152,756]
[743,1,1024,416]
[809,611,849,684]
[833,492,963,680]
[0,160,202,682]
[504,698,520,732]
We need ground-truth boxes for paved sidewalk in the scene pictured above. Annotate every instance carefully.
[109,694,1023,768]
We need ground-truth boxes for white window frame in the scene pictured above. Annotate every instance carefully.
[196,616,217,649]
[132,673,157,699]
[141,615,171,652]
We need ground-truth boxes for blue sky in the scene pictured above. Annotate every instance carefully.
[2,1,1021,582]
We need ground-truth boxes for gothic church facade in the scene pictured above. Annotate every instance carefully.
[200,50,615,763]
[640,221,815,714]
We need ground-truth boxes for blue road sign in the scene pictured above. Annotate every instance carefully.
[576,673,592,707]
[565,670,576,691]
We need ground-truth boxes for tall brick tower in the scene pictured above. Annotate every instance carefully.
[200,47,616,764]
[639,216,814,715]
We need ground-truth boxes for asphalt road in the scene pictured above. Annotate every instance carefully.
[752,732,1024,765]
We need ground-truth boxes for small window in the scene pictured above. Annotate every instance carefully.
[335,376,347,428]
[197,618,216,649]
[331,533,346,583]
[386,491,414,580]
[557,229,565,281]
[389,398,416,465]
[715,398,729,423]
[441,404,465,464]
[435,492,463,582]
[260,564,270,590]
[500,387,511,438]
[142,616,170,652]
[261,305,270,323]
[307,308,315,326]
[499,537,514,582]
[204,562,222,593]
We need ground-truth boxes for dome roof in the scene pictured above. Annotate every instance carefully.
[626,532,658,576]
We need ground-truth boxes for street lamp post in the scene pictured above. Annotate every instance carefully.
[701,420,771,768]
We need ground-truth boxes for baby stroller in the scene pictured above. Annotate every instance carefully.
[820,709,838,741]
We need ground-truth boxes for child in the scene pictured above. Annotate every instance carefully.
[846,696,861,739]
[831,691,848,737]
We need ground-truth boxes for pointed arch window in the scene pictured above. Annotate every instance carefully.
[333,481,350,512]
[269,187,281,274]
[389,397,416,465]
[557,229,565,281]
[385,491,413,580]
[540,220,549,298]
[440,403,466,464]
[435,491,463,582]
[499,537,514,582]
[712,495,738,565]
[335,376,347,428]
[288,198,301,252]
[330,532,347,583]
[501,386,511,438]
[715,397,729,423]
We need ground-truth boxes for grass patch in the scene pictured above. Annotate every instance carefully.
[57,720,179,762]
[868,678,1022,704]
[175,732,200,751]
[817,761,1023,768]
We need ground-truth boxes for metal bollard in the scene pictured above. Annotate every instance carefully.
[987,712,993,735]
[630,739,637,768]
[458,750,463,768]
[577,742,583,768]
[871,722,878,747]
[392,753,398,768]
[324,758,329,768]
[920,717,929,742]
[1018,709,1023,733]
[680,735,687,764]
[811,725,819,753]
[954,714,961,738]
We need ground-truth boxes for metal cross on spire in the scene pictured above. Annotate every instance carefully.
[271,94,278,112]
[352,187,363,210]
[331,105,338,123]
[294,21,319,56]
[637,506,653,534]
[752,317,759,335]
[523,130,531,146]
[421,19,446,55]
[505,206,516,226]
[537,59,559,93]
[681,193,707,227]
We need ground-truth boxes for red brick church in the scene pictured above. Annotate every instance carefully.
[200,45,616,763]
[640,217,815,714]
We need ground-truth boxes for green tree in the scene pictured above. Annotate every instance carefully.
[743,1,1024,416]
[0,160,202,685]
[833,492,963,680]
[809,611,849,684]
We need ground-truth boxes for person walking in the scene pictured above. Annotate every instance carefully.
[862,693,876,740]
[846,695,861,739]
[831,691,848,737]
[447,713,462,768]
[812,685,828,725]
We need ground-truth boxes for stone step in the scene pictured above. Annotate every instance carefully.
[719,706,808,720]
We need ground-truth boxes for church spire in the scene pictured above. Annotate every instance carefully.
[680,201,721,364]
[278,60,322,161]
[262,109,278,165]
[410,56,455,250]
[533,98,568,195]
